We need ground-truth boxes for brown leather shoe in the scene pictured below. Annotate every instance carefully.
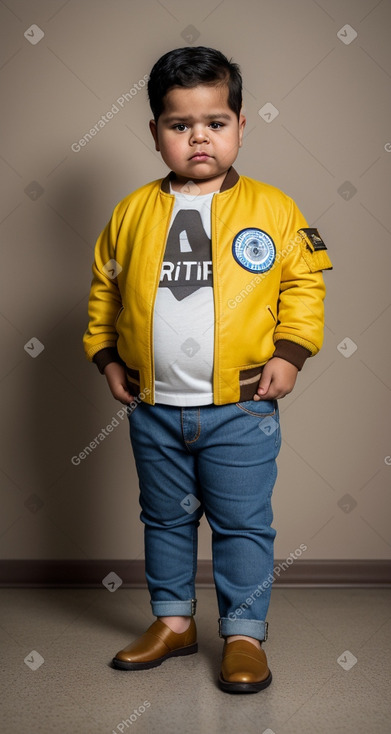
[218,640,272,693]
[112,618,197,670]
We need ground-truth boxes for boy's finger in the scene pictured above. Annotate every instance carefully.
[256,371,271,396]
[123,392,135,404]
[253,376,270,400]
[120,380,136,400]
[114,385,134,404]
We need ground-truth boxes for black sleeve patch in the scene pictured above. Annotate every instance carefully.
[298,228,327,252]
[297,228,333,272]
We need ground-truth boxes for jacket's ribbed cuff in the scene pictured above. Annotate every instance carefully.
[273,340,311,371]
[92,347,125,374]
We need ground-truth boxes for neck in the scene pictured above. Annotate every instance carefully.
[170,172,227,195]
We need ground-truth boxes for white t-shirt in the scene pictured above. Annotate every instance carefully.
[153,186,217,406]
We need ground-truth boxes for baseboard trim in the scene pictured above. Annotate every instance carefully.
[0,560,390,587]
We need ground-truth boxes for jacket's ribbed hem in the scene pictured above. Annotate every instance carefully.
[93,347,125,374]
[273,340,311,370]
[93,341,311,377]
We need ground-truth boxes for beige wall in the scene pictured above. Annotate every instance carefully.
[1,0,390,565]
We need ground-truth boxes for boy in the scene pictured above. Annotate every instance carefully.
[83,47,332,693]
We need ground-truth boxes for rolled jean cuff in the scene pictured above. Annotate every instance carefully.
[219,617,268,641]
[150,598,197,617]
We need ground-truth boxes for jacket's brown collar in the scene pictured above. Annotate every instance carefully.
[160,166,240,194]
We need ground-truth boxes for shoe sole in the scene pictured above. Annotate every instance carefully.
[112,643,198,670]
[218,670,272,693]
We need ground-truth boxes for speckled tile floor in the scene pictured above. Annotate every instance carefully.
[0,587,390,734]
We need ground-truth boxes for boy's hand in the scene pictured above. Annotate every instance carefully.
[103,362,135,404]
[253,357,298,400]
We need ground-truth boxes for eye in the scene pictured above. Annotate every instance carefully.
[209,122,223,129]
[173,123,188,132]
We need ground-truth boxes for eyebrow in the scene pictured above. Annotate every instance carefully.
[162,113,233,123]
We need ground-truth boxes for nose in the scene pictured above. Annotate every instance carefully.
[190,125,209,144]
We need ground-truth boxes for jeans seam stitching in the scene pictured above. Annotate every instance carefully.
[182,408,202,444]
[235,403,276,418]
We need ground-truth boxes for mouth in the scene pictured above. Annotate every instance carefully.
[190,152,211,161]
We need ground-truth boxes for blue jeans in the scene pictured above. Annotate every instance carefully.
[128,398,281,642]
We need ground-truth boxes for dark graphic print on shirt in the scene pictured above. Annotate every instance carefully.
[159,210,213,301]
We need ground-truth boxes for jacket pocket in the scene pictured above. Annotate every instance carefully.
[266,305,277,322]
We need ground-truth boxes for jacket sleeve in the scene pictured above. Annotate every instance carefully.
[273,195,333,368]
[82,204,126,370]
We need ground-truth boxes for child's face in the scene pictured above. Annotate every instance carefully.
[149,83,246,193]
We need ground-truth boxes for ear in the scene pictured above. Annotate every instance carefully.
[149,119,160,151]
[238,113,246,148]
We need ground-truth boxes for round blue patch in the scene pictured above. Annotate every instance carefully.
[232,228,276,273]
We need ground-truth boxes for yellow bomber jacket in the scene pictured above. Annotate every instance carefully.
[83,167,332,405]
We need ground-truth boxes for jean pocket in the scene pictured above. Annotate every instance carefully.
[235,398,277,418]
